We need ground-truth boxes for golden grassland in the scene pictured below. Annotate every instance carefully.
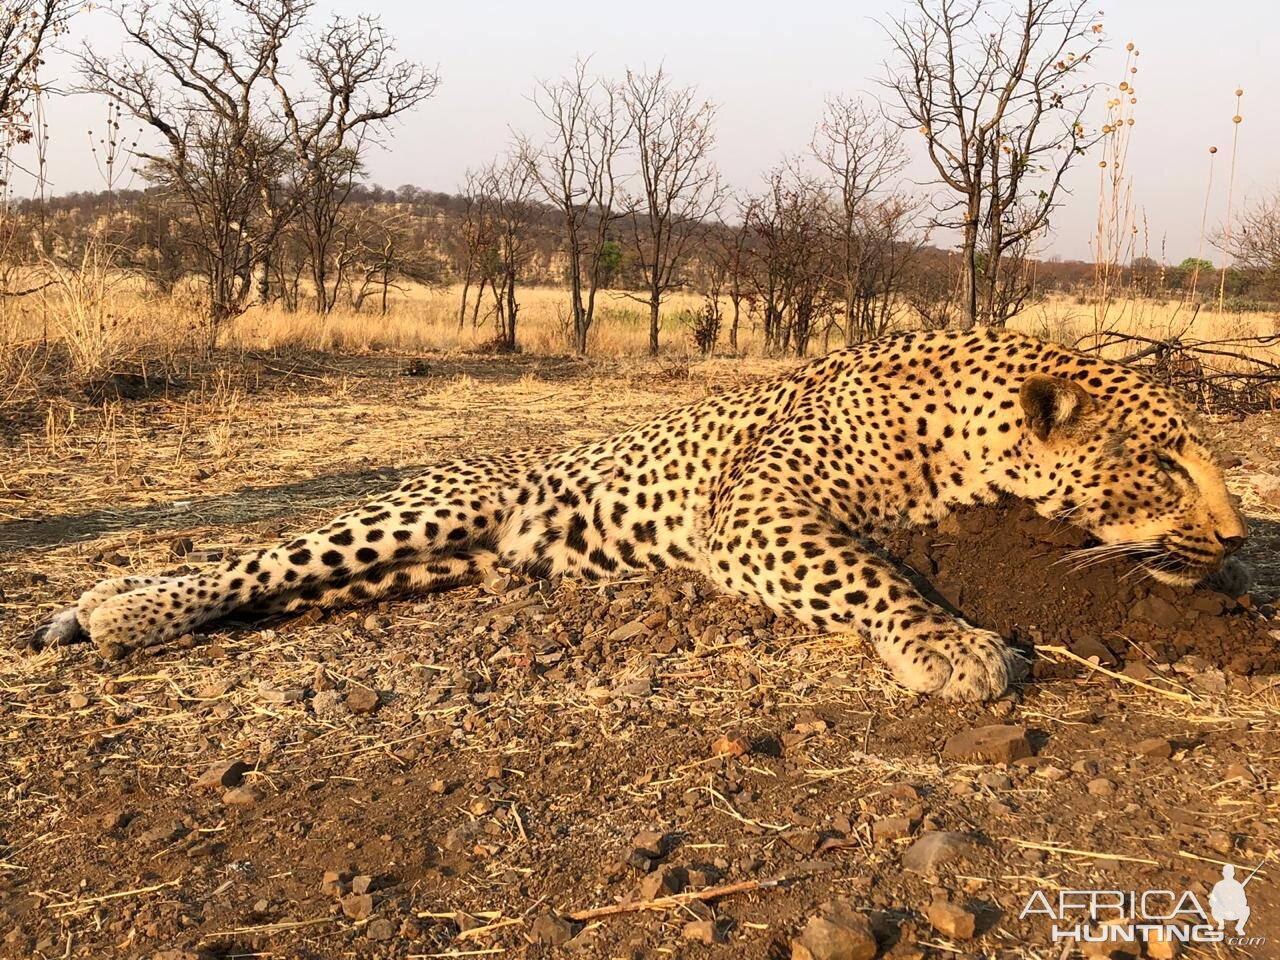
[228,283,1280,358]
[0,277,1276,406]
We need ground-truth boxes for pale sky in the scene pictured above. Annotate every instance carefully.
[17,0,1280,262]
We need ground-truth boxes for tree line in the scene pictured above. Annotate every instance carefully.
[1,0,1277,358]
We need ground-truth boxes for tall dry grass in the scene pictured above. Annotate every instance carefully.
[223,285,724,357]
[1,274,1275,386]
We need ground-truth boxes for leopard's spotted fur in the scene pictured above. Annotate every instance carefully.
[39,330,1247,701]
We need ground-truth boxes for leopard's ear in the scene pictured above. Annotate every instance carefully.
[1019,375,1096,441]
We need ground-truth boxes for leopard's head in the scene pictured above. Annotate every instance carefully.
[1011,373,1247,586]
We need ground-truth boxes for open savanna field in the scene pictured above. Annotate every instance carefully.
[2,0,1279,953]
[2,299,1280,958]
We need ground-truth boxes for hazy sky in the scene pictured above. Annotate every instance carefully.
[18,0,1280,262]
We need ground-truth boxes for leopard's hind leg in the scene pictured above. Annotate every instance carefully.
[79,454,522,658]
[262,550,501,614]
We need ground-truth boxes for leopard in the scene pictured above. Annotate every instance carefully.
[33,328,1248,702]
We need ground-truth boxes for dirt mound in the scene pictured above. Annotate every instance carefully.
[882,499,1280,677]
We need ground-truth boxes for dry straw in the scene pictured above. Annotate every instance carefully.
[1217,88,1244,312]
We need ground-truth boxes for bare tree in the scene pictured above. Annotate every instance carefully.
[622,67,721,356]
[852,192,927,340]
[745,166,832,357]
[706,197,753,352]
[78,0,309,336]
[475,148,539,351]
[811,95,907,345]
[884,0,1102,328]
[455,170,492,329]
[349,211,443,314]
[0,0,73,171]
[78,0,434,339]
[531,60,628,354]
[269,14,437,314]
[1227,187,1280,297]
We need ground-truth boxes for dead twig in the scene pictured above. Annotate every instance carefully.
[568,875,796,921]
[1037,645,1195,703]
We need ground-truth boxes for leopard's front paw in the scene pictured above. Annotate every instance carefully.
[881,624,1025,702]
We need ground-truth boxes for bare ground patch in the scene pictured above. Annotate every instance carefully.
[1,353,1278,959]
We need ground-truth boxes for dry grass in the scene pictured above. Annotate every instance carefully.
[229,285,1280,361]
[4,276,1277,370]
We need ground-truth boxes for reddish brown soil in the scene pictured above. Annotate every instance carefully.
[883,500,1280,677]
[2,362,1277,960]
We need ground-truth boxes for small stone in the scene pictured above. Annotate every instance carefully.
[195,759,249,790]
[687,865,722,888]
[902,831,974,874]
[443,823,478,851]
[1131,596,1182,628]
[682,919,722,944]
[711,733,749,758]
[637,864,686,899]
[942,724,1032,764]
[1136,737,1173,759]
[169,537,195,558]
[1087,778,1116,797]
[977,771,1012,790]
[99,810,130,831]
[791,909,877,960]
[926,900,976,940]
[1122,661,1155,681]
[884,783,921,803]
[141,820,185,845]
[366,918,394,941]
[872,817,916,842]
[340,893,374,920]
[783,830,822,855]
[528,911,575,946]
[1223,763,1255,784]
[252,898,269,914]
[68,692,90,710]
[399,918,424,939]
[222,786,259,806]
[320,870,349,897]
[630,830,668,860]
[611,676,652,698]
[195,679,231,700]
[608,620,649,643]
[1206,831,1234,855]
[345,688,380,714]
[311,689,348,718]
[257,681,304,704]
[1146,925,1184,958]
[350,875,374,894]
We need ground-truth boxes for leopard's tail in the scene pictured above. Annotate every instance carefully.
[61,452,536,658]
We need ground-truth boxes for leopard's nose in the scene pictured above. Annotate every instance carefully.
[1216,532,1246,555]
